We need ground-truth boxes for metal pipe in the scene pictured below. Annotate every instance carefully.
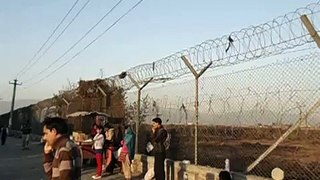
[136,90,141,154]
[246,99,320,172]
[301,14,320,48]
[195,77,199,165]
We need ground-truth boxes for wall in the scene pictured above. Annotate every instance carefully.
[132,154,272,180]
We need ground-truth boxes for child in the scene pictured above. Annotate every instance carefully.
[92,125,105,179]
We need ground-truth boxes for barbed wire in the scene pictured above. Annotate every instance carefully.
[107,1,320,90]
[124,51,320,179]
[125,52,319,124]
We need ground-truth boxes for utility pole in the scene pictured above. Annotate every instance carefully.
[9,79,22,128]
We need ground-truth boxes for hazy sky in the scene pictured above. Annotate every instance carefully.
[0,0,317,101]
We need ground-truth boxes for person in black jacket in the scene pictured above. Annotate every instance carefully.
[1,125,8,145]
[21,123,32,150]
[151,117,167,180]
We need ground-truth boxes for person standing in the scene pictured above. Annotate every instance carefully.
[42,117,82,180]
[1,125,8,145]
[151,118,167,180]
[104,124,115,175]
[21,123,32,150]
[92,125,105,179]
[91,116,103,139]
[120,126,135,180]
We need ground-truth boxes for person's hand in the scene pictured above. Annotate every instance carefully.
[152,127,156,133]
[44,142,52,154]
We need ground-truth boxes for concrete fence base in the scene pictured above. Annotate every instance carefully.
[132,154,272,180]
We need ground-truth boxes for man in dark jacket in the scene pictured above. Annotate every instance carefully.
[1,125,8,145]
[151,117,167,180]
[21,123,32,150]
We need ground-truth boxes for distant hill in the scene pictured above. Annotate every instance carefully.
[0,99,39,115]
[145,106,301,126]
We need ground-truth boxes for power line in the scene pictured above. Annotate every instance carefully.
[16,0,80,78]
[24,0,145,88]
[18,0,91,78]
[23,0,125,84]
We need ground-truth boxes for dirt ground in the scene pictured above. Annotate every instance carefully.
[138,124,320,179]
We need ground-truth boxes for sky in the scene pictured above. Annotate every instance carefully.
[0,0,318,101]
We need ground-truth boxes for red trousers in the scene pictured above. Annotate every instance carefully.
[96,153,103,176]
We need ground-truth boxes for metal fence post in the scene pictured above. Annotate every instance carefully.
[181,55,212,165]
[301,14,320,48]
[127,74,153,154]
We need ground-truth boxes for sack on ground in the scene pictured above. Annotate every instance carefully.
[114,147,122,160]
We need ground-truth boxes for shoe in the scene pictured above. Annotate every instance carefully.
[91,175,102,179]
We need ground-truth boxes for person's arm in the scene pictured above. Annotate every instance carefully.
[43,143,54,179]
[93,134,104,141]
[93,134,98,141]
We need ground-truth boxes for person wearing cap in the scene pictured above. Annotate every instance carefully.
[151,117,167,180]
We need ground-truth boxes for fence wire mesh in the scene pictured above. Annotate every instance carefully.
[103,1,320,179]
[123,51,320,179]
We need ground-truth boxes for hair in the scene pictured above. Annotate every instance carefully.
[104,123,112,129]
[152,117,162,125]
[219,171,232,180]
[124,125,130,130]
[96,125,104,134]
[42,117,69,135]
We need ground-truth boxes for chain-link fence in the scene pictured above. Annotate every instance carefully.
[123,51,320,179]
[101,2,320,179]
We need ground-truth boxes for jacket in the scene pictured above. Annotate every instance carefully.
[151,126,167,154]
[43,136,82,180]
[93,133,105,150]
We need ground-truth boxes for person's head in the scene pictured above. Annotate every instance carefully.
[95,115,103,125]
[219,171,232,180]
[96,125,103,134]
[152,117,162,129]
[124,125,133,134]
[104,123,112,130]
[42,117,69,146]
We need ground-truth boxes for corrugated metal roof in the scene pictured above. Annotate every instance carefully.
[66,111,110,118]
